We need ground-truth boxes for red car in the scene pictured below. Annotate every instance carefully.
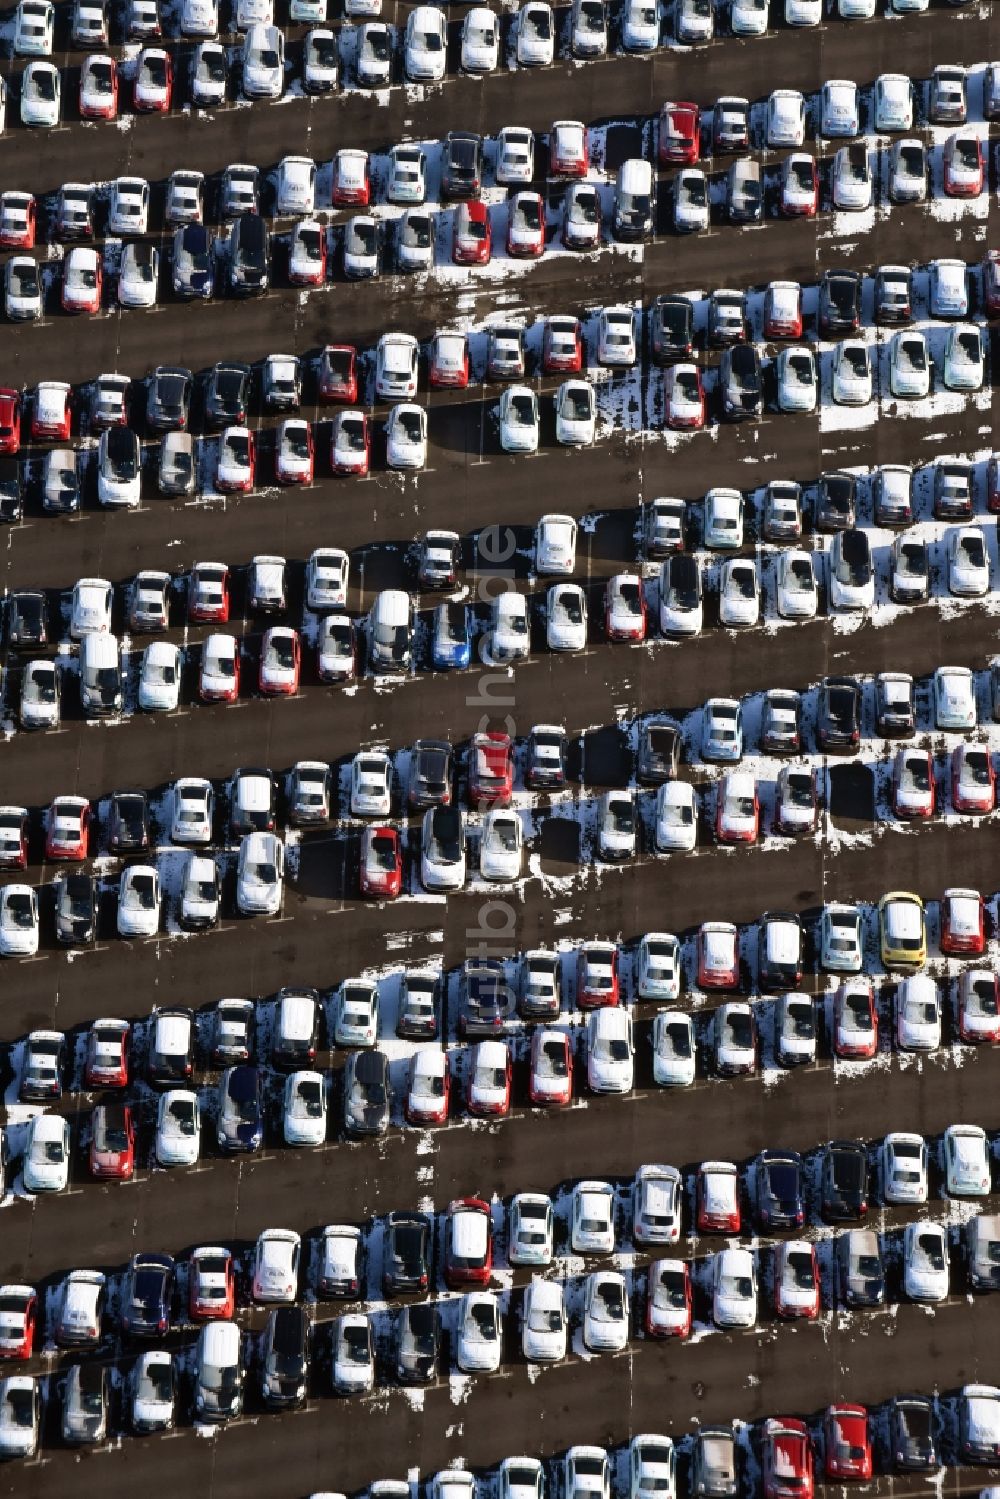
[664,363,705,430]
[696,922,739,988]
[779,154,818,217]
[528,1027,573,1106]
[468,731,513,809]
[832,981,878,1061]
[452,200,492,265]
[258,626,301,696]
[331,410,370,475]
[549,119,589,176]
[318,344,358,404]
[0,389,22,454]
[983,250,1000,317]
[199,633,241,703]
[542,316,583,374]
[943,131,984,197]
[0,1287,36,1360]
[773,1241,820,1319]
[0,192,36,249]
[288,219,327,287]
[696,1161,741,1233]
[32,382,72,441]
[939,887,985,956]
[89,1101,135,1180]
[443,1198,493,1288]
[506,192,545,258]
[951,744,995,814]
[763,282,803,339]
[79,54,118,119]
[644,1259,692,1338]
[133,46,172,111]
[189,1246,236,1321]
[658,102,700,165]
[0,807,28,869]
[715,773,759,844]
[188,562,230,623]
[359,825,402,899]
[429,331,470,389]
[216,426,255,492]
[404,1049,450,1126]
[989,455,1000,514]
[764,1419,814,1499]
[823,1405,871,1482]
[576,940,619,1008]
[85,1018,130,1087]
[61,247,102,314]
[45,795,92,860]
[958,971,1000,1043]
[332,148,371,206]
[891,747,935,819]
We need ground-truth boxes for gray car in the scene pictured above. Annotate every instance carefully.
[159,431,196,496]
[42,447,80,513]
[61,1361,108,1445]
[691,1425,738,1498]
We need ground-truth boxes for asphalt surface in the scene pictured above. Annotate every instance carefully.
[4,1,1000,1496]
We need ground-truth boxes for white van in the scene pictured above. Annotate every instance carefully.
[614,158,654,240]
[194,1320,244,1422]
[367,589,414,674]
[79,632,122,716]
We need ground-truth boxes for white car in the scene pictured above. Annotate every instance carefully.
[831,340,872,405]
[275,155,316,216]
[654,782,697,853]
[598,306,637,367]
[118,242,159,309]
[516,2,554,64]
[776,551,817,620]
[20,659,60,729]
[421,806,467,891]
[0,886,38,957]
[943,324,985,392]
[829,530,874,612]
[499,387,539,453]
[354,22,390,87]
[305,548,349,612]
[180,0,217,33]
[767,89,806,148]
[582,1271,629,1352]
[350,752,393,817]
[156,1089,201,1167]
[821,79,860,137]
[0,1377,38,1459]
[571,0,607,54]
[903,1221,949,1303]
[303,26,338,90]
[171,777,214,844]
[714,1003,756,1074]
[587,1008,634,1093]
[881,1132,928,1205]
[874,72,913,132]
[332,979,378,1047]
[571,1180,615,1254]
[489,592,530,663]
[546,584,587,651]
[479,810,523,882]
[461,6,498,70]
[251,1229,301,1303]
[673,171,708,233]
[180,854,219,930]
[934,666,976,730]
[496,126,536,183]
[943,1124,990,1198]
[521,1277,566,1361]
[948,527,990,597]
[597,790,637,860]
[776,995,816,1067]
[832,145,871,210]
[5,257,42,321]
[889,331,930,399]
[645,1263,692,1338]
[275,419,314,484]
[405,1047,449,1124]
[404,4,447,81]
[467,1039,510,1114]
[331,1313,374,1395]
[191,40,227,104]
[108,176,150,235]
[702,697,742,761]
[236,831,284,916]
[652,1012,695,1086]
[895,975,941,1052]
[712,1248,757,1329]
[622,0,658,50]
[199,634,239,702]
[235,0,272,25]
[776,348,817,414]
[510,1194,554,1267]
[20,61,60,126]
[785,0,820,19]
[23,1114,70,1191]
[386,404,427,469]
[117,865,160,938]
[637,932,681,1001]
[555,382,596,446]
[565,1449,610,1499]
[675,0,711,40]
[14,0,54,53]
[820,903,863,972]
[131,1350,175,1432]
[633,1163,682,1245]
[387,145,427,205]
[929,258,969,319]
[456,1292,502,1372]
[242,23,284,98]
[283,1071,327,1146]
[718,558,759,629]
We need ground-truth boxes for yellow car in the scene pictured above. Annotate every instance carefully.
[878,891,926,970]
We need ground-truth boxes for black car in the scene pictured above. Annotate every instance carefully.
[396,1301,439,1383]
[343,1050,390,1137]
[19,1030,66,1102]
[875,673,915,737]
[262,354,301,411]
[761,691,801,756]
[229,767,278,836]
[172,223,215,300]
[270,987,321,1071]
[407,740,454,808]
[6,589,47,648]
[649,295,694,364]
[217,1063,264,1152]
[889,535,929,604]
[54,870,97,946]
[818,270,862,337]
[396,970,441,1040]
[518,949,561,1021]
[636,722,681,784]
[121,1253,175,1339]
[712,96,750,152]
[382,1212,431,1296]
[526,725,567,789]
[55,183,94,240]
[831,529,872,601]
[416,531,461,589]
[228,212,270,296]
[820,1139,869,1221]
[873,466,913,526]
[874,265,912,324]
[460,958,512,1036]
[707,289,748,347]
[934,460,974,520]
[889,1395,937,1471]
[815,471,856,532]
[442,131,483,199]
[754,1149,804,1231]
[817,676,861,753]
[757,913,802,990]
[108,791,150,854]
[719,344,761,421]
[0,458,22,523]
[205,361,251,428]
[260,1306,310,1409]
[211,998,255,1065]
[660,552,701,636]
[145,365,193,431]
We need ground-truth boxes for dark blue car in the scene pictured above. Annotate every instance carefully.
[431,601,471,670]
[121,1252,175,1338]
[217,1064,264,1153]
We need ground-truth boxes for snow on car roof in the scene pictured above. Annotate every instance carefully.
[451,1209,488,1258]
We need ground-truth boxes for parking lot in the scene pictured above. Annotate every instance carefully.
[4,0,1000,1495]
